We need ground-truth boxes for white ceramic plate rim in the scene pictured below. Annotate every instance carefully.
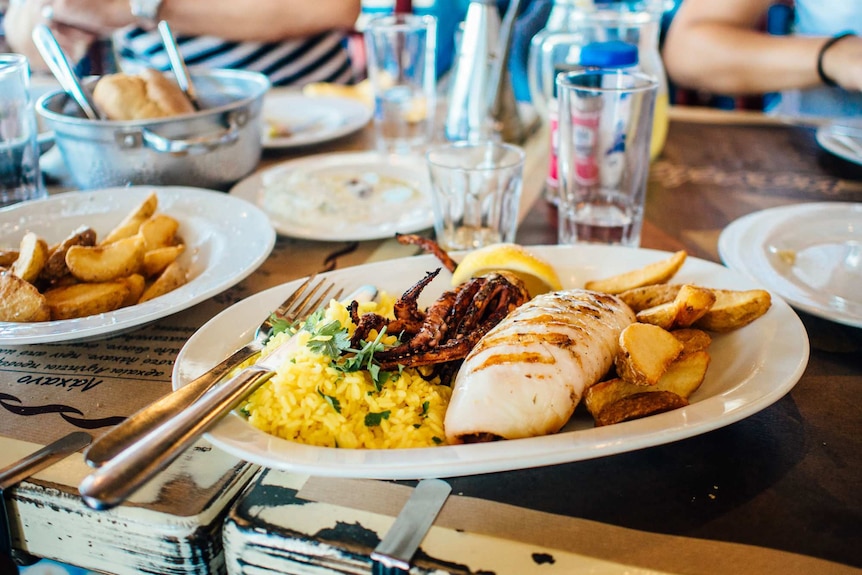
[815,125,862,165]
[174,245,809,480]
[718,202,862,328]
[262,92,372,149]
[229,151,434,241]
[0,186,276,344]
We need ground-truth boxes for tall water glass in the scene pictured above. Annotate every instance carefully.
[364,14,436,154]
[1,54,45,208]
[556,69,657,246]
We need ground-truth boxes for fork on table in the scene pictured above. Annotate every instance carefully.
[78,276,355,510]
[84,275,340,468]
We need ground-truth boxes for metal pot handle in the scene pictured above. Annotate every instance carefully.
[119,110,248,156]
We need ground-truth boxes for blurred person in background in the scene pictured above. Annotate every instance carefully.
[662,0,862,118]
[3,0,360,86]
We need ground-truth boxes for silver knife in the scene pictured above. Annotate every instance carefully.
[371,479,452,574]
[1,432,92,565]
[0,432,92,491]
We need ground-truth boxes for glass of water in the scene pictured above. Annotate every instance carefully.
[556,69,657,247]
[364,14,436,155]
[426,141,525,251]
[1,54,45,208]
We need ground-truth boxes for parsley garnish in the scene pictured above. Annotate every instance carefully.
[365,410,391,427]
[432,436,443,444]
[339,327,393,389]
[317,388,342,413]
[421,401,430,417]
[307,319,351,358]
[299,311,395,390]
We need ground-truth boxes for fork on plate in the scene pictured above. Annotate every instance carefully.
[84,275,340,468]
[78,276,355,509]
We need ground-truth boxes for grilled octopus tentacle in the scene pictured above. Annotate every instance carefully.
[396,234,458,273]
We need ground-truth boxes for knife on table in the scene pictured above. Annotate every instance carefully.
[0,432,92,571]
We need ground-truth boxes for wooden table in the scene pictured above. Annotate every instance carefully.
[2,107,860,574]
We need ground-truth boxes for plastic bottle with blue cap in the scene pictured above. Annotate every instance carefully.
[578,41,639,192]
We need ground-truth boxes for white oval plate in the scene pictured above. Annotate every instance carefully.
[0,186,276,344]
[262,91,372,149]
[230,151,434,241]
[719,202,862,328]
[174,245,809,480]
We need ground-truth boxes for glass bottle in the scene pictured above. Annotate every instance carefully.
[528,0,669,205]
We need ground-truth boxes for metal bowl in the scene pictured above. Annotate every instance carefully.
[36,68,270,190]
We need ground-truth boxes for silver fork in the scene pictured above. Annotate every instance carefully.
[79,277,344,510]
[85,275,337,468]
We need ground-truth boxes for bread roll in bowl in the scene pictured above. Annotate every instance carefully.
[93,69,195,121]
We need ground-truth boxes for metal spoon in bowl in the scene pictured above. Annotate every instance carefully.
[157,21,201,110]
[31,24,102,120]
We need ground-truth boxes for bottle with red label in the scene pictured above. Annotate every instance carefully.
[570,41,638,190]
[528,0,667,205]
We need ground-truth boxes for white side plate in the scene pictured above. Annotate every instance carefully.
[719,202,862,328]
[230,151,434,241]
[262,91,372,149]
[816,125,862,165]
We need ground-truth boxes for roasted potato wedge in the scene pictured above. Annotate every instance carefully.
[11,232,49,283]
[43,280,131,320]
[592,391,689,427]
[586,350,710,425]
[0,249,18,267]
[671,328,712,354]
[101,192,158,244]
[66,235,145,283]
[142,244,185,278]
[617,284,682,312]
[0,273,50,322]
[118,273,146,307]
[139,213,180,251]
[636,284,716,330]
[139,259,188,303]
[40,225,97,283]
[655,350,711,398]
[694,288,772,332]
[585,250,687,294]
[615,323,684,386]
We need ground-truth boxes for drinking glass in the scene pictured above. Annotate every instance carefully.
[1,54,45,208]
[556,69,657,246]
[364,14,436,154]
[426,140,524,251]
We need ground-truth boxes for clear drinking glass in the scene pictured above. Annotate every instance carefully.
[1,54,45,208]
[364,14,437,155]
[556,69,657,247]
[426,140,525,251]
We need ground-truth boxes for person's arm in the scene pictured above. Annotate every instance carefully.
[47,0,361,41]
[662,0,862,95]
[3,0,96,69]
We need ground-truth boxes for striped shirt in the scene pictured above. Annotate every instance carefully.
[113,27,356,87]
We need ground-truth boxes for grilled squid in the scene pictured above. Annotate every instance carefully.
[444,289,636,443]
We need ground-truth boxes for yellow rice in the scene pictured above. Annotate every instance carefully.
[241,293,451,448]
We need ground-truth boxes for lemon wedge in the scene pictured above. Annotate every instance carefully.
[451,244,563,298]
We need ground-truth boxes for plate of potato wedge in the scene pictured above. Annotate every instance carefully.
[173,245,810,479]
[0,187,275,344]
